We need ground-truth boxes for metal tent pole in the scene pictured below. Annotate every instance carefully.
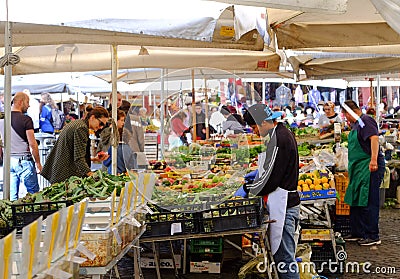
[3,21,12,200]
[111,45,118,175]
[160,69,165,159]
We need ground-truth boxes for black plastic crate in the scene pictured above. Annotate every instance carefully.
[199,198,264,233]
[310,242,336,273]
[142,211,200,238]
[11,200,72,231]
[0,226,13,239]
[333,215,351,236]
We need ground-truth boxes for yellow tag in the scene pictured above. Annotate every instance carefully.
[116,187,125,222]
[65,205,74,256]
[28,221,38,279]
[74,202,87,248]
[3,233,13,279]
[141,173,151,204]
[220,26,235,37]
[110,188,116,226]
[48,212,60,268]
[133,175,139,209]
[126,182,133,212]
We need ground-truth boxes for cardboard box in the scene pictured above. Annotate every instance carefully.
[140,255,181,269]
[300,189,336,201]
[190,261,221,273]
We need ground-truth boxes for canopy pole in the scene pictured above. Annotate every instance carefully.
[204,77,209,140]
[160,69,165,159]
[191,69,196,143]
[3,21,12,200]
[111,45,118,175]
[376,75,381,123]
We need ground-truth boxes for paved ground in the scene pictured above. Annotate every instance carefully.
[100,208,400,279]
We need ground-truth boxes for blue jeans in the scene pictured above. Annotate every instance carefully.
[273,205,300,279]
[10,157,39,201]
[350,155,385,240]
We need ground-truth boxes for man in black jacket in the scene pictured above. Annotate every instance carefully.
[235,103,300,279]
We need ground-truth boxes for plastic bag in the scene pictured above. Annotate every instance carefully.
[335,147,348,171]
[296,243,319,279]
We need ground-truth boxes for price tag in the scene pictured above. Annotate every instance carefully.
[111,227,122,245]
[76,243,96,260]
[142,204,154,215]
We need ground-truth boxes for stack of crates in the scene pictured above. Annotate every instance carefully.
[334,172,351,236]
[189,237,223,273]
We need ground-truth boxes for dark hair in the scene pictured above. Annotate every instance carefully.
[220,105,230,116]
[342,100,360,111]
[85,104,93,114]
[85,106,109,120]
[117,109,126,121]
[173,111,187,120]
[120,100,131,114]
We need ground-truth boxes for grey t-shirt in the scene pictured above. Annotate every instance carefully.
[0,111,33,156]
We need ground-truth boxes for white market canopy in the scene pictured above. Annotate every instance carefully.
[0,45,280,76]
[0,72,112,94]
[266,0,400,79]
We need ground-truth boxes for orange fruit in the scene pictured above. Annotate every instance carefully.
[298,180,305,186]
[305,178,313,185]
[321,177,328,184]
[322,183,330,190]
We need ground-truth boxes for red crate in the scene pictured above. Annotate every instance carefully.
[335,172,350,215]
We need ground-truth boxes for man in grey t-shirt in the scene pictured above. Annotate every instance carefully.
[0,92,42,200]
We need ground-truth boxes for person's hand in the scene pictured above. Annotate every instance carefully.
[244,169,258,184]
[234,185,248,198]
[36,162,43,173]
[92,151,110,162]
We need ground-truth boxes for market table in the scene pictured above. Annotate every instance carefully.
[139,226,278,279]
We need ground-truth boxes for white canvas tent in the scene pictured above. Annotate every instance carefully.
[266,0,400,79]
[1,44,280,75]
[0,72,112,94]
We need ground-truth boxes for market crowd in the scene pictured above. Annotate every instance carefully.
[0,86,388,279]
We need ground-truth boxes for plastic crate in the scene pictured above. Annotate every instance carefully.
[142,211,200,238]
[310,242,336,272]
[333,215,351,236]
[0,226,13,239]
[11,200,72,231]
[80,230,114,267]
[199,198,264,233]
[190,237,223,254]
[301,229,332,241]
[334,172,350,216]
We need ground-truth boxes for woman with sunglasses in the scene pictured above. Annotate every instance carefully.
[318,101,342,130]
[41,106,110,184]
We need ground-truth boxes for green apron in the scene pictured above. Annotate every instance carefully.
[344,129,370,206]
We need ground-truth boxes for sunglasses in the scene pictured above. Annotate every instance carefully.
[97,118,107,128]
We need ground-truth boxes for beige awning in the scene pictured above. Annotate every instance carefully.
[269,0,399,49]
[289,55,400,79]
[1,45,280,75]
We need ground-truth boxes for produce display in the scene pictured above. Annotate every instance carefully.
[0,170,129,232]
[297,170,334,192]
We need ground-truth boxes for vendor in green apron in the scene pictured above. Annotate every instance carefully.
[341,100,385,246]
[234,104,300,279]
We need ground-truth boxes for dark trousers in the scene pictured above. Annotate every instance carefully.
[350,156,385,240]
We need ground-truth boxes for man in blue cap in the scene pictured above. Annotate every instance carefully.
[235,103,300,279]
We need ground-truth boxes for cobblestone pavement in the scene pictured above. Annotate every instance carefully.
[96,208,400,279]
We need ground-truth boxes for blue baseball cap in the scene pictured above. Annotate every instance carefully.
[264,106,283,120]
